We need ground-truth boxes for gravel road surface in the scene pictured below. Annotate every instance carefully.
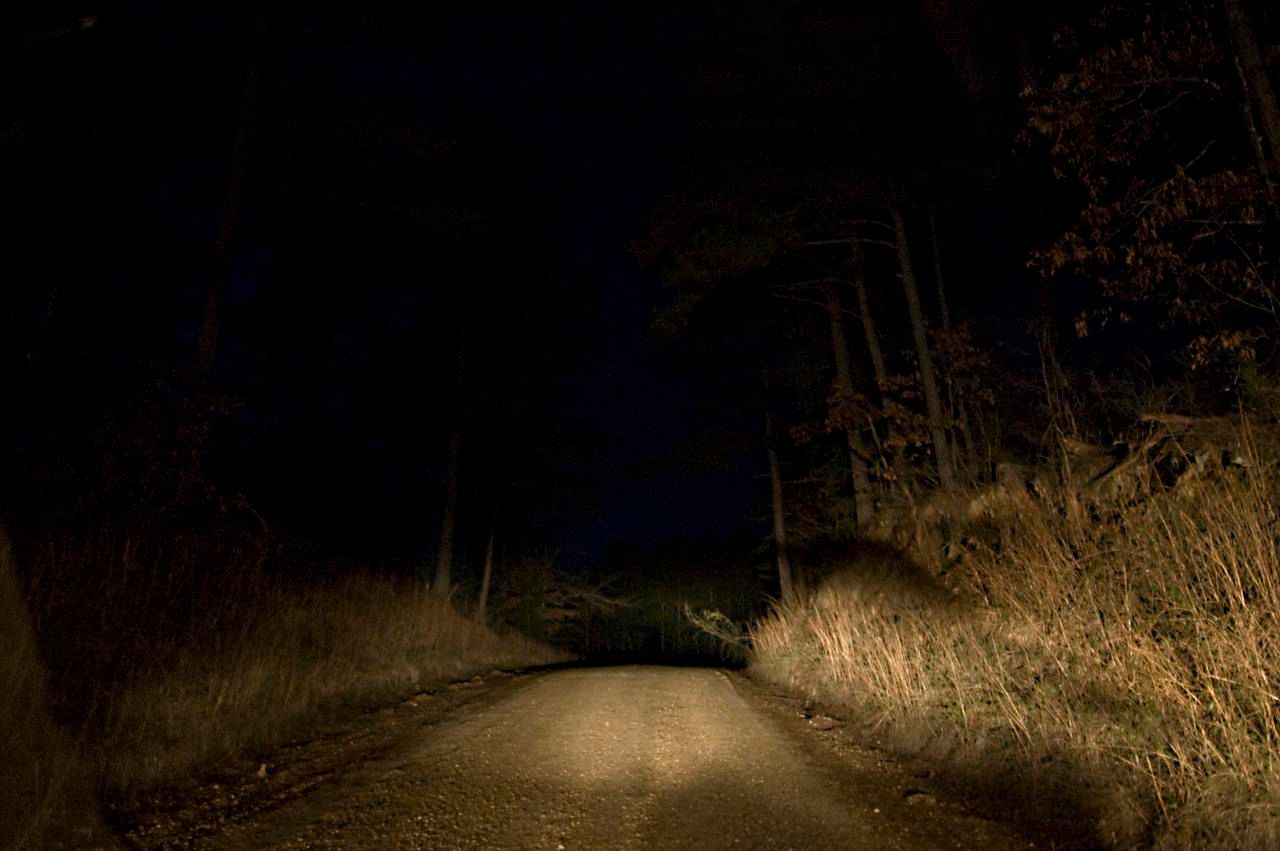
[119,666,1042,849]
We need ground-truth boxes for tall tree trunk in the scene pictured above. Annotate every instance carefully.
[926,206,951,331]
[476,523,494,623]
[1221,0,1280,206]
[433,350,465,598]
[927,205,976,475]
[24,283,61,372]
[432,424,463,596]
[198,13,263,379]
[852,244,911,496]
[851,242,888,387]
[432,426,460,598]
[824,282,876,531]
[892,192,955,490]
[765,410,795,604]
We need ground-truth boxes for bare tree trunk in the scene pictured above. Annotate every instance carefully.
[432,426,460,598]
[851,242,888,387]
[765,410,795,604]
[198,13,263,379]
[476,523,494,623]
[851,244,912,496]
[926,205,977,475]
[824,282,876,531]
[433,350,466,598]
[24,282,61,372]
[1222,0,1280,206]
[892,192,955,490]
[926,206,951,332]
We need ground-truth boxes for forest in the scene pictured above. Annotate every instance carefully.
[4,0,1280,847]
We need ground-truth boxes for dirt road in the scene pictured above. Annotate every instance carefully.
[117,666,1042,849]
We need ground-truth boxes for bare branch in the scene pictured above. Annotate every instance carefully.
[801,238,897,250]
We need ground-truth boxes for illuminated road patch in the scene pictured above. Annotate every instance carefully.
[212,666,1034,849]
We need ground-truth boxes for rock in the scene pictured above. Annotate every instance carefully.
[903,788,936,806]
[808,715,841,731]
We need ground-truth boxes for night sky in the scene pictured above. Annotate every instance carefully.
[3,1,1065,572]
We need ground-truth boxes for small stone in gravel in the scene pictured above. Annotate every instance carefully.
[903,788,937,806]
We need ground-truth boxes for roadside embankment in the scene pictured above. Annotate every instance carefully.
[3,534,567,848]
[750,447,1280,849]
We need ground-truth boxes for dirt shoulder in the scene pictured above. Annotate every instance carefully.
[731,670,1106,850]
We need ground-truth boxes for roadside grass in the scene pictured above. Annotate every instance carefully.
[4,535,568,848]
[1,529,97,849]
[95,575,569,794]
[750,455,1280,848]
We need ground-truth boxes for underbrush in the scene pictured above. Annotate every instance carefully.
[751,456,1280,848]
[4,534,567,848]
[1,529,96,849]
[94,575,568,794]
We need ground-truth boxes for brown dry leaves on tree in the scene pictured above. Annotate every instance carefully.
[791,371,939,486]
[930,323,995,407]
[1023,0,1277,369]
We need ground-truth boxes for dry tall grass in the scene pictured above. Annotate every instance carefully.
[6,535,568,847]
[95,576,569,794]
[1,528,97,849]
[751,454,1280,848]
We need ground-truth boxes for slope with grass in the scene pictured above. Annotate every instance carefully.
[750,444,1280,848]
[4,539,568,849]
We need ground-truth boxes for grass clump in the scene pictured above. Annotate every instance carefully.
[750,440,1280,848]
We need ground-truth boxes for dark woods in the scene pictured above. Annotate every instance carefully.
[2,0,1277,674]
[1,5,595,766]
[3,5,589,569]
[638,0,1280,586]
